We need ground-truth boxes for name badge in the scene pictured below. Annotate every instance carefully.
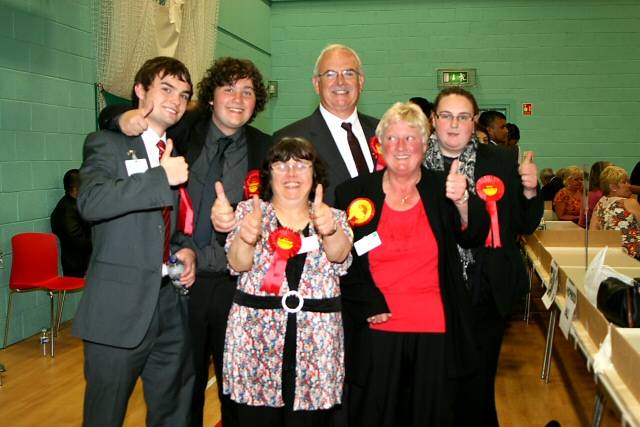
[354,231,382,256]
[125,159,148,176]
[298,235,320,254]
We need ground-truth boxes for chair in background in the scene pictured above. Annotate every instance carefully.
[3,233,85,357]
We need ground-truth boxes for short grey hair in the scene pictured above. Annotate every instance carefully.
[376,102,431,143]
[313,44,363,77]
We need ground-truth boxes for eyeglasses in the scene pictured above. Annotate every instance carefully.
[435,112,475,123]
[271,161,313,174]
[316,69,361,80]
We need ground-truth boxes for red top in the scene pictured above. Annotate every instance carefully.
[369,201,446,333]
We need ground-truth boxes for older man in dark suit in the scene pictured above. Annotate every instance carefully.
[74,56,197,427]
[273,44,378,206]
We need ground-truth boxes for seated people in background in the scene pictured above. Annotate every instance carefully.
[579,161,611,227]
[475,121,490,145]
[223,137,352,426]
[506,122,520,150]
[50,168,92,277]
[335,101,490,426]
[590,165,640,260]
[540,168,554,187]
[630,160,640,194]
[478,110,508,146]
[553,166,584,223]
[409,96,433,119]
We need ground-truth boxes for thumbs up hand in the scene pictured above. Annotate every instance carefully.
[446,159,468,205]
[311,184,337,237]
[119,102,153,136]
[160,139,189,186]
[519,151,538,193]
[211,181,238,232]
[238,195,262,246]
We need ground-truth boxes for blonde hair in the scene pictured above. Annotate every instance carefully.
[563,166,583,186]
[376,102,431,143]
[600,165,628,196]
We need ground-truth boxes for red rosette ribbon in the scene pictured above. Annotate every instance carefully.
[177,187,194,236]
[370,136,385,171]
[476,175,505,248]
[243,169,261,199]
[261,227,302,295]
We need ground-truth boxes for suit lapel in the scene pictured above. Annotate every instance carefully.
[309,108,351,184]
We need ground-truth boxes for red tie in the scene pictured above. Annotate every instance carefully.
[156,140,195,261]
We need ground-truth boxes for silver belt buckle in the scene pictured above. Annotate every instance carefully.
[281,290,304,314]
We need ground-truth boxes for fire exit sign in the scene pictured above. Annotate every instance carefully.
[437,69,477,88]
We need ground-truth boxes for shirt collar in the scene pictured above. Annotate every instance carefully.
[319,104,359,127]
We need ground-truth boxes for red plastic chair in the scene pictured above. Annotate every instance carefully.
[3,233,85,356]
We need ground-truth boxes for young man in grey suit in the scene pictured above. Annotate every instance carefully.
[99,57,271,427]
[74,56,197,427]
[273,44,378,206]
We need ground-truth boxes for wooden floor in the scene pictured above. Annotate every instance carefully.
[0,299,622,427]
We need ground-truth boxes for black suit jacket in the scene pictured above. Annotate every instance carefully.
[471,144,544,316]
[274,107,379,206]
[50,194,92,277]
[335,168,490,381]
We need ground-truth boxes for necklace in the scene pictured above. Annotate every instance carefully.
[384,171,420,206]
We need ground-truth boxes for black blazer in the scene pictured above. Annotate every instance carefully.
[274,107,379,206]
[472,144,544,315]
[335,168,490,381]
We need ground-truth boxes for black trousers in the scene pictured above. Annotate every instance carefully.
[454,299,507,427]
[83,285,194,427]
[189,273,237,427]
[353,329,451,427]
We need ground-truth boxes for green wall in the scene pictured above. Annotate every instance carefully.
[0,0,95,345]
[270,0,640,172]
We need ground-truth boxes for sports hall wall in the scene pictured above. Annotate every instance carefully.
[1,0,639,343]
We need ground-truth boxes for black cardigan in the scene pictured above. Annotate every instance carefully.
[334,167,490,382]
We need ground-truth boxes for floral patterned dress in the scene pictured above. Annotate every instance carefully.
[593,196,640,258]
[553,187,582,219]
[223,199,352,410]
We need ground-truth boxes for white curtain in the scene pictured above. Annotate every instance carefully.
[96,0,220,100]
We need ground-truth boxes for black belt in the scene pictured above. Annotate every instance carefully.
[233,289,341,314]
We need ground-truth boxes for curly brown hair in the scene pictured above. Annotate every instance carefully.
[197,57,268,123]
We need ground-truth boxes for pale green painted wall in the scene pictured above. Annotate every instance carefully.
[270,0,640,172]
[0,0,95,345]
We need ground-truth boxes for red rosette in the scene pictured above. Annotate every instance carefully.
[475,175,505,248]
[177,187,194,236]
[370,136,385,171]
[243,169,261,199]
[346,197,375,227]
[261,227,302,294]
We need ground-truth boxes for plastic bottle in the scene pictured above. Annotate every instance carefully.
[168,255,189,295]
[40,328,49,356]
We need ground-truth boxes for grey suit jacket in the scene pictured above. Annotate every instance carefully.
[273,107,379,206]
[73,130,188,348]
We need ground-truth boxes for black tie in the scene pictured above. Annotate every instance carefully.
[194,136,233,248]
[341,122,368,176]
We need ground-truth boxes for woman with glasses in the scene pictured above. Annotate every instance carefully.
[335,102,490,426]
[553,165,585,223]
[424,87,543,427]
[223,137,353,426]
